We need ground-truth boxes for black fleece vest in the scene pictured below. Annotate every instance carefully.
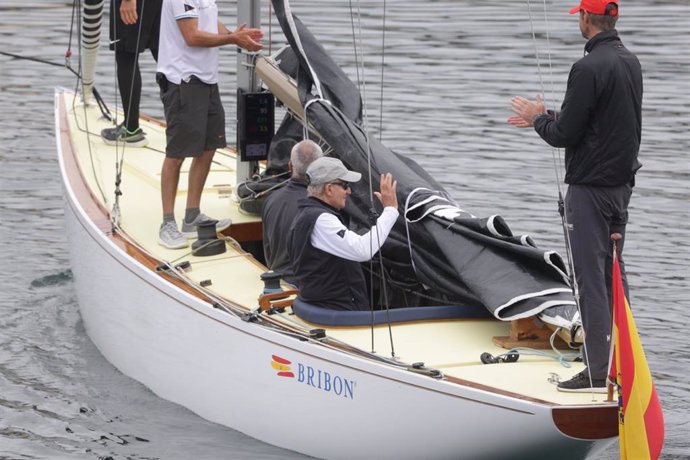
[288,197,369,311]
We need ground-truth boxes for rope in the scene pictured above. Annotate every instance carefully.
[0,51,80,77]
[525,0,592,390]
[496,346,580,369]
[69,0,110,207]
[110,0,150,226]
[378,0,387,139]
[346,0,397,357]
[527,0,577,293]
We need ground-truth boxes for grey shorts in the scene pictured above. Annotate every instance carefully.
[158,75,226,158]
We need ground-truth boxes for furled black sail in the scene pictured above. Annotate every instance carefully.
[269,0,576,320]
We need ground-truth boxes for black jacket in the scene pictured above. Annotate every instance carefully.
[534,29,642,186]
[262,179,308,282]
[288,197,369,311]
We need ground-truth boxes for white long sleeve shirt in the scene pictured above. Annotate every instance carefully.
[310,207,399,262]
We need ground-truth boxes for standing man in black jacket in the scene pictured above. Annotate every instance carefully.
[508,0,642,392]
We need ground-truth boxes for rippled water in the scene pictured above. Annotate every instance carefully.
[1,0,688,458]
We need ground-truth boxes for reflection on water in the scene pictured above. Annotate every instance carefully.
[1,0,688,458]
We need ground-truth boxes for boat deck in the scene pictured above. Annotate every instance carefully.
[61,91,611,408]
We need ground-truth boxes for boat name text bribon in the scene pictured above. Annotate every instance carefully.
[272,354,356,399]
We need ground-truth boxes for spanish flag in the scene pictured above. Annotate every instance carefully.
[608,250,664,459]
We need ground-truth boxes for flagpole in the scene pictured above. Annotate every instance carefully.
[606,232,623,403]
[606,232,665,459]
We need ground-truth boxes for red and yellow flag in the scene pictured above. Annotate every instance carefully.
[608,251,664,459]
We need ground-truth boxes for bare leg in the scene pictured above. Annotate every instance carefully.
[186,148,215,210]
[161,157,184,215]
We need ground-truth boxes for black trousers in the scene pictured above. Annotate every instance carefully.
[565,183,632,379]
[116,48,158,132]
[109,0,161,131]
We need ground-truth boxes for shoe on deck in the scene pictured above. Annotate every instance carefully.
[181,213,231,238]
[557,370,607,393]
[101,123,148,147]
[159,221,189,250]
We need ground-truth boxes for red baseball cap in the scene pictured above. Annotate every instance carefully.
[569,0,619,15]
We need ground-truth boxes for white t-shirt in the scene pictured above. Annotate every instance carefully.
[311,207,399,262]
[157,0,220,84]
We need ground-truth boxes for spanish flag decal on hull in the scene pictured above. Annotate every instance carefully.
[272,355,295,378]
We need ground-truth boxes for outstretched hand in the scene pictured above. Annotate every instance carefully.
[507,95,545,128]
[374,173,398,210]
[232,23,264,52]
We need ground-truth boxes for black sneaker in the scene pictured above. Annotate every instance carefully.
[557,370,607,393]
[101,123,148,147]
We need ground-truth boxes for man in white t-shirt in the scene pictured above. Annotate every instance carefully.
[155,0,262,249]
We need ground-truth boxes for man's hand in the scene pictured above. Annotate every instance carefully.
[231,23,264,52]
[374,173,398,209]
[120,0,138,25]
[508,95,545,128]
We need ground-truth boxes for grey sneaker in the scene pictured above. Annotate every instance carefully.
[101,123,148,147]
[158,221,189,249]
[181,213,231,238]
[556,370,607,393]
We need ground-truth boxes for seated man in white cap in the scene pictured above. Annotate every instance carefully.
[288,156,398,311]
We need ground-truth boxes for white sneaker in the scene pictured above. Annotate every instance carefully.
[158,221,189,249]
[181,213,231,238]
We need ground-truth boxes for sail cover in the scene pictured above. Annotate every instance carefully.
[269,0,576,320]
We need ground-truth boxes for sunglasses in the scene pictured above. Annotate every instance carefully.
[329,181,351,190]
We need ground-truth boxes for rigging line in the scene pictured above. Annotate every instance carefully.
[348,0,395,356]
[378,0,387,139]
[70,0,109,207]
[529,0,580,303]
[346,0,375,212]
[346,5,371,263]
[350,1,375,220]
[349,0,375,207]
[123,0,147,137]
[113,0,149,225]
[348,0,362,95]
[0,52,80,77]
[536,0,578,303]
[525,0,577,285]
[355,0,369,133]
[536,2,566,199]
[541,0,558,119]
[527,0,591,388]
[109,0,120,223]
[365,186,396,357]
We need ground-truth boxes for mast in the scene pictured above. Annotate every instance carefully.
[236,0,262,182]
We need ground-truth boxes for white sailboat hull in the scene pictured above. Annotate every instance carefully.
[56,90,616,459]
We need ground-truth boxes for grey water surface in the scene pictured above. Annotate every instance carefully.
[1,0,688,458]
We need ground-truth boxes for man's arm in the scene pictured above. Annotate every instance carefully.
[177,20,263,50]
[534,64,596,148]
[312,208,399,262]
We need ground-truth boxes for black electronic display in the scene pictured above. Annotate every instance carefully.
[237,89,275,162]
